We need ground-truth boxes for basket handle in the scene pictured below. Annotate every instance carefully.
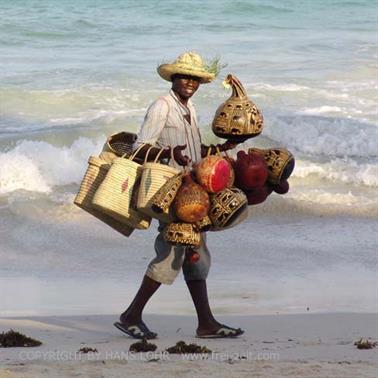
[153,148,165,163]
[143,146,155,164]
[207,145,223,157]
[215,146,223,157]
[128,143,145,161]
[206,146,212,157]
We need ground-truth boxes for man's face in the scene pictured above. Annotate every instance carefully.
[172,74,201,100]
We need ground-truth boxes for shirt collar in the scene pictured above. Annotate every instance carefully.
[169,89,193,113]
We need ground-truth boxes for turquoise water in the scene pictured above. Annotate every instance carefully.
[0,1,376,189]
[0,1,377,315]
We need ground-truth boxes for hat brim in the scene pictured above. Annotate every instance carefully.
[157,64,215,84]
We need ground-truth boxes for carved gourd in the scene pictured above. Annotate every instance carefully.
[174,173,210,223]
[212,74,263,140]
[248,148,295,185]
[209,187,248,230]
[163,222,201,248]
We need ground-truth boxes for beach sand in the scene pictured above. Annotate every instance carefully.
[1,199,377,377]
[0,313,377,377]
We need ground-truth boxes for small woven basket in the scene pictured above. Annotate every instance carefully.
[137,149,180,220]
[74,156,134,237]
[106,131,137,157]
[92,145,151,230]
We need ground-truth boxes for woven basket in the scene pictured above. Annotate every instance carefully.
[74,156,134,237]
[92,145,152,230]
[106,131,137,157]
[137,149,180,220]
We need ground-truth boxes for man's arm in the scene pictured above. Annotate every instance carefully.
[132,143,190,166]
[201,137,249,158]
[132,98,190,166]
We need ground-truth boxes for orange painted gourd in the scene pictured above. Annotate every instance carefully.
[174,174,210,223]
[195,155,231,193]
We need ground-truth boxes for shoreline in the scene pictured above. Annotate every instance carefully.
[0,210,376,319]
[1,313,377,377]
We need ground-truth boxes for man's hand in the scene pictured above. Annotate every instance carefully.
[173,144,191,166]
[201,137,248,157]
[217,140,238,152]
[218,137,249,151]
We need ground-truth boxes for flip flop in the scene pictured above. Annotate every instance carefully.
[196,325,244,339]
[113,322,157,340]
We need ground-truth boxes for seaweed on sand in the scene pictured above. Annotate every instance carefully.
[0,330,42,347]
[354,338,377,350]
[129,338,157,352]
[78,347,98,353]
[166,340,211,354]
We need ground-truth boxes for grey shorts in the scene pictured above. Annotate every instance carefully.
[145,225,211,285]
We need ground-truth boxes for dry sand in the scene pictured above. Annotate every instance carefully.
[0,313,377,377]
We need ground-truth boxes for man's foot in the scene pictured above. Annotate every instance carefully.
[196,323,244,339]
[113,321,157,340]
[114,312,157,340]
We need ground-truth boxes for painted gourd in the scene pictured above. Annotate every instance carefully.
[234,150,269,191]
[195,155,231,193]
[174,173,210,223]
[244,185,273,205]
[224,156,235,188]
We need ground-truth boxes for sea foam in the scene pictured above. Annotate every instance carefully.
[0,136,105,194]
[294,158,378,187]
[264,114,377,158]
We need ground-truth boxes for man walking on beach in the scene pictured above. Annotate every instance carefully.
[114,52,244,340]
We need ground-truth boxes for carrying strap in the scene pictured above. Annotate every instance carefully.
[126,144,155,164]
[207,145,223,157]
[153,148,165,163]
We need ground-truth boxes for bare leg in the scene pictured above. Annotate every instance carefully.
[120,275,161,326]
[186,279,244,337]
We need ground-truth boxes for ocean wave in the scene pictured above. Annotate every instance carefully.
[293,159,378,187]
[264,114,377,158]
[300,106,342,115]
[0,138,376,214]
[0,154,50,195]
[290,189,362,206]
[0,136,105,195]
[251,83,309,92]
[223,2,294,15]
[0,86,146,131]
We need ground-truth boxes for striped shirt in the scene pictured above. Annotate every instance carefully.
[135,90,202,169]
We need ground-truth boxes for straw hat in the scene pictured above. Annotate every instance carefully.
[157,51,216,84]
